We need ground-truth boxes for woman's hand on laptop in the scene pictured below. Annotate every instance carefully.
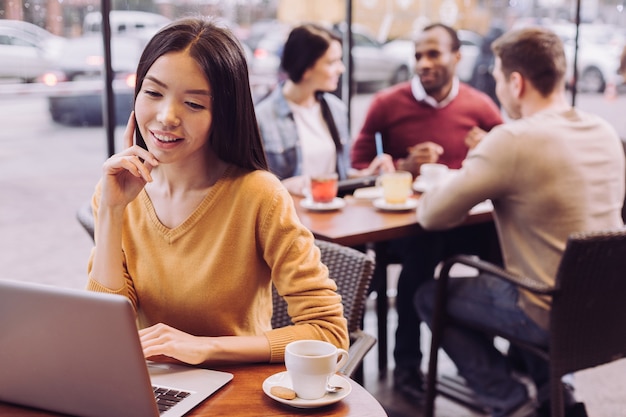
[140,323,211,365]
[140,323,271,365]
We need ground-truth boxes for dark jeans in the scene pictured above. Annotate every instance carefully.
[415,273,550,416]
[390,222,502,370]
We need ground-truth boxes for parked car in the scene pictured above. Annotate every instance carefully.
[244,21,290,78]
[456,29,483,82]
[548,23,625,93]
[43,33,274,126]
[82,10,170,38]
[42,34,144,126]
[244,21,411,91]
[350,26,412,88]
[0,20,65,83]
[382,29,483,83]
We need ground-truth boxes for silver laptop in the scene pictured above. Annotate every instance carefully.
[0,279,233,417]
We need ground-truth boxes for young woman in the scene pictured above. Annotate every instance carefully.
[87,17,348,366]
[255,23,393,194]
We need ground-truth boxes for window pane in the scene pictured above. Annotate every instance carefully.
[1,0,624,290]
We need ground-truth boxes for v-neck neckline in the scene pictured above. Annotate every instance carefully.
[140,165,234,243]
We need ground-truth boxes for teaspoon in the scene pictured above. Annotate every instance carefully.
[326,383,343,393]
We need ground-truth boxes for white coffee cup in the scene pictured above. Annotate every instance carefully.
[419,163,449,190]
[284,340,349,400]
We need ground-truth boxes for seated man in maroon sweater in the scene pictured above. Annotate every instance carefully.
[350,23,503,403]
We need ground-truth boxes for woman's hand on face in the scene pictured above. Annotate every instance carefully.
[100,112,159,208]
[140,323,210,365]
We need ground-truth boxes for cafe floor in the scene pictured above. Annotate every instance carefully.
[360,265,626,417]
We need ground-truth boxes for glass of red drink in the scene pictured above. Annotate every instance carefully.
[310,173,338,203]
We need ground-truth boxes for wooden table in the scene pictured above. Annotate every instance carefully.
[293,194,493,247]
[293,194,494,373]
[0,364,387,417]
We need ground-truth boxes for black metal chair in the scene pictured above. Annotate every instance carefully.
[621,140,626,223]
[272,239,377,383]
[425,228,626,417]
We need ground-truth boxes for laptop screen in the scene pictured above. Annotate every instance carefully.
[0,279,232,417]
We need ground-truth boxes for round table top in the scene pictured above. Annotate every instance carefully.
[0,363,387,417]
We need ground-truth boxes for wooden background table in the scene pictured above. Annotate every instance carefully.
[293,193,494,372]
[0,364,387,417]
[293,194,493,247]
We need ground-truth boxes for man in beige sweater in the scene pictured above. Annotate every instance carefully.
[415,27,624,417]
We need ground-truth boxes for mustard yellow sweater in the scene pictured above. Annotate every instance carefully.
[87,165,348,362]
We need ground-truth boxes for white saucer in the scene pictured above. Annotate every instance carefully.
[262,371,351,409]
[300,197,346,211]
[412,178,431,193]
[413,169,459,193]
[352,186,384,201]
[372,197,419,211]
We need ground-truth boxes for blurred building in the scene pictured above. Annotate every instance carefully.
[1,0,624,40]
[0,0,277,36]
[277,0,625,39]
[277,0,503,39]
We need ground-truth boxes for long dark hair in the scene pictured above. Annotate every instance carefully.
[134,17,268,171]
[281,23,344,155]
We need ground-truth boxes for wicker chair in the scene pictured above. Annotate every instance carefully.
[77,200,95,241]
[424,228,626,417]
[272,239,377,383]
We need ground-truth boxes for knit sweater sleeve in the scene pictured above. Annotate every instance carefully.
[85,180,139,308]
[257,178,349,362]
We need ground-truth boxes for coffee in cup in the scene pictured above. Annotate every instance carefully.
[284,340,349,400]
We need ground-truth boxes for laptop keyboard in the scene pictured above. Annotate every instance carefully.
[153,386,192,414]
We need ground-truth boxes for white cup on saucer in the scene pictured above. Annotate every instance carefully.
[284,340,349,400]
[419,163,449,190]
